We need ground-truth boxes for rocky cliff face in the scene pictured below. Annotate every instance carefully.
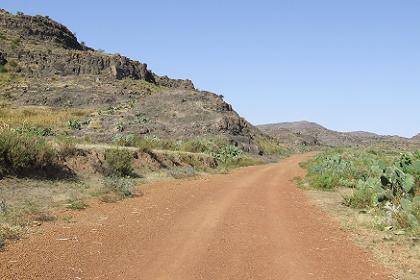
[0,9,83,50]
[0,9,264,153]
[0,9,194,87]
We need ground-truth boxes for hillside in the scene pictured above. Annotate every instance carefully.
[412,133,420,142]
[258,121,419,148]
[0,9,268,153]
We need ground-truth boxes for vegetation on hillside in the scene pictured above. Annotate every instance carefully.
[301,149,420,233]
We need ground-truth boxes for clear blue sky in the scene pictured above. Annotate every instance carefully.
[2,0,419,137]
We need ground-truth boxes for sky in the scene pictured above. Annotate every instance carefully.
[2,0,419,137]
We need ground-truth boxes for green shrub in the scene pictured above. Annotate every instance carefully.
[105,148,133,176]
[313,174,339,190]
[0,130,56,175]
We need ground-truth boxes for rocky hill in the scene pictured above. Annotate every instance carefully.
[0,9,267,153]
[412,134,420,143]
[258,121,419,149]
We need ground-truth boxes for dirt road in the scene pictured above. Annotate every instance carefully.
[0,154,391,280]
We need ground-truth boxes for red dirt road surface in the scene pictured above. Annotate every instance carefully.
[0,153,392,280]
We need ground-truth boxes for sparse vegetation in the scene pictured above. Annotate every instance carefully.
[302,149,420,232]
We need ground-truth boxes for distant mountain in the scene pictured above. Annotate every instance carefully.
[258,121,418,148]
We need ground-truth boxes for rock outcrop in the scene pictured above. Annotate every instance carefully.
[0,9,191,86]
[0,9,83,50]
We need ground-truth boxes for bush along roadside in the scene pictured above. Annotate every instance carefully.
[0,130,57,178]
[302,149,420,233]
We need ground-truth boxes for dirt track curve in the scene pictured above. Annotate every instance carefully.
[0,153,391,280]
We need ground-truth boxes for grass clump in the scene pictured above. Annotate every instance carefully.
[0,130,56,177]
[105,148,133,177]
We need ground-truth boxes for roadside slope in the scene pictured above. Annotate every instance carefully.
[0,154,391,280]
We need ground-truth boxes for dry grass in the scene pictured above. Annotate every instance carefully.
[0,106,93,128]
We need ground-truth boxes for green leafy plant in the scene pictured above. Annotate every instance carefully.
[213,145,242,164]
[66,119,81,130]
